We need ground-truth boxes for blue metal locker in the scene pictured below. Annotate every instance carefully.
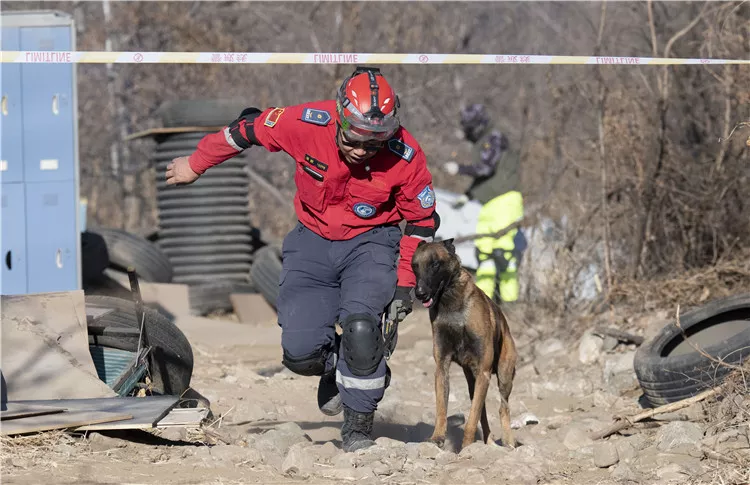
[24,181,78,293]
[20,25,75,183]
[0,183,28,294]
[1,10,82,294]
[1,27,24,183]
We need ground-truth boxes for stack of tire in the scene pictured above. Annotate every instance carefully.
[152,100,259,315]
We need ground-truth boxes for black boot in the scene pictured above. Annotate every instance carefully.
[341,405,376,452]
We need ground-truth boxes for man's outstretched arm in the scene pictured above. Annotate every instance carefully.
[166,106,294,185]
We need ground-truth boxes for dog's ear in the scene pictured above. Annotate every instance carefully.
[442,238,455,255]
[417,240,427,248]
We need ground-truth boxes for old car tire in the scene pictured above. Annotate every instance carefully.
[85,295,193,396]
[81,231,110,285]
[250,244,283,310]
[91,227,173,283]
[633,293,750,407]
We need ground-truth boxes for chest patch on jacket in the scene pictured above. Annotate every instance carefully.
[353,202,377,219]
[301,108,331,126]
[388,139,415,162]
[304,154,328,172]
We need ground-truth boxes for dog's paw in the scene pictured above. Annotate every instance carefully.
[429,435,446,449]
[501,437,518,449]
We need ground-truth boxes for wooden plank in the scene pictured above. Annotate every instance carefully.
[156,407,209,427]
[11,396,180,431]
[1,291,116,400]
[1,410,133,436]
[1,403,66,421]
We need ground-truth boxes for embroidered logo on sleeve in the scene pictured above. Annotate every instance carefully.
[264,107,285,128]
[301,108,331,126]
[387,139,415,162]
[353,202,377,218]
[417,185,435,209]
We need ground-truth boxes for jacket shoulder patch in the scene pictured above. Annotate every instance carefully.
[264,107,284,128]
[300,108,331,126]
[388,139,415,162]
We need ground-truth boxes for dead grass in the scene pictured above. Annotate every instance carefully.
[690,362,750,485]
[609,247,750,312]
[0,430,85,473]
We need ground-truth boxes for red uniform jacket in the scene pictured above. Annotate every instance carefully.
[188,99,437,289]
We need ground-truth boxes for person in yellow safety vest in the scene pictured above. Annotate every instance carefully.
[442,103,526,304]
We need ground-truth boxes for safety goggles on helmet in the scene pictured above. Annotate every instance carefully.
[336,66,401,143]
[338,125,384,151]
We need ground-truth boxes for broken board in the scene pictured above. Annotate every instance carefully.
[9,396,181,431]
[1,291,116,400]
[156,407,210,427]
[1,403,65,421]
[1,410,132,436]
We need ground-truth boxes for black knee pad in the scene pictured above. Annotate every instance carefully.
[282,347,328,377]
[341,313,383,377]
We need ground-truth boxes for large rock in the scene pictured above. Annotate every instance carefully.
[281,442,317,477]
[578,331,604,364]
[250,422,313,468]
[416,441,442,459]
[614,439,637,463]
[458,442,510,464]
[610,463,638,482]
[602,351,637,394]
[656,422,704,453]
[593,441,619,468]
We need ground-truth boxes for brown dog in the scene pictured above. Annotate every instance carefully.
[411,238,518,450]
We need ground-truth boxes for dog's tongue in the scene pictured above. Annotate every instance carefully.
[423,298,433,308]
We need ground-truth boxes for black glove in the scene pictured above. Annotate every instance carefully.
[383,286,413,359]
[387,286,413,322]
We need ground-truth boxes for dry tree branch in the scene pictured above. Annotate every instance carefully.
[718,121,750,144]
[590,384,727,440]
[647,0,658,57]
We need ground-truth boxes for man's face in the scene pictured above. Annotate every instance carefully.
[337,129,383,165]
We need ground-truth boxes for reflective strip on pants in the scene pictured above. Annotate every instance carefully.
[336,369,387,391]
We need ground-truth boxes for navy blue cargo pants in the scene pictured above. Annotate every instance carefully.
[277,221,401,414]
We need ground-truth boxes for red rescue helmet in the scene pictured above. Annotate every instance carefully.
[336,66,400,142]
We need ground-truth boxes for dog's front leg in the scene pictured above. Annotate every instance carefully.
[429,351,451,448]
[461,368,491,450]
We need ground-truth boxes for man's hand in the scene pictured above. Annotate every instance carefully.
[165,156,200,186]
[386,286,413,323]
[383,286,413,358]
[442,161,459,176]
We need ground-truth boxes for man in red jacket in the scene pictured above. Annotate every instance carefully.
[166,66,437,452]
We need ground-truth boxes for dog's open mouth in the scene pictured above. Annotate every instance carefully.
[421,297,434,308]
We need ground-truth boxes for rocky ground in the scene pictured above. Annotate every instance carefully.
[2,305,748,485]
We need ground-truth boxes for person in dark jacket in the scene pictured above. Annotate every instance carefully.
[441,103,525,303]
